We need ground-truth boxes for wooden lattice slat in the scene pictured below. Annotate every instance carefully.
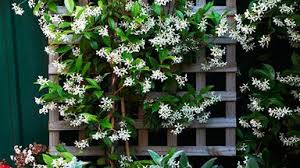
[49,0,237,157]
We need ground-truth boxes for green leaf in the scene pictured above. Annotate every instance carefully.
[179,153,189,168]
[159,49,174,64]
[291,51,300,66]
[86,78,101,89]
[176,10,184,19]
[82,113,98,123]
[100,117,112,129]
[61,152,74,162]
[59,22,72,28]
[42,154,54,167]
[94,90,104,99]
[148,150,162,165]
[131,2,141,17]
[33,1,42,15]
[246,157,260,168]
[152,3,162,16]
[102,36,111,47]
[64,0,75,13]
[48,1,57,13]
[90,41,99,50]
[201,158,217,168]
[75,54,83,71]
[116,28,127,41]
[55,45,72,53]
[55,144,68,152]
[108,18,116,29]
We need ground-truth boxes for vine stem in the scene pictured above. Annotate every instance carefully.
[108,74,117,168]
[121,97,130,156]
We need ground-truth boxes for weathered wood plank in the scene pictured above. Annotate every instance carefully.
[49,146,236,156]
[179,63,237,73]
[49,118,237,131]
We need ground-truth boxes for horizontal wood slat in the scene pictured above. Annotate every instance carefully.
[49,146,236,156]
[49,63,237,74]
[49,117,237,131]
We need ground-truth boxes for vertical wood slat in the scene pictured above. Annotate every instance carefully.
[196,0,206,6]
[196,49,206,146]
[226,0,236,8]
[225,45,236,147]
[138,107,148,146]
[49,55,60,149]
[77,0,89,142]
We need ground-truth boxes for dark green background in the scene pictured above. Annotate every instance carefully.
[0,0,48,161]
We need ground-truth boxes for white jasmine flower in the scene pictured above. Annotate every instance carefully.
[258,35,271,48]
[65,98,76,106]
[52,60,66,74]
[279,4,295,14]
[240,83,250,93]
[198,17,208,32]
[173,56,183,64]
[142,78,152,93]
[28,0,36,8]
[250,119,262,129]
[96,48,108,58]
[251,77,270,91]
[277,73,300,87]
[252,128,264,138]
[99,97,113,111]
[117,128,131,141]
[151,70,167,82]
[36,76,49,87]
[291,90,300,101]
[268,107,293,119]
[273,17,284,27]
[109,133,119,142]
[52,158,65,168]
[284,18,296,28]
[237,143,247,151]
[70,114,88,127]
[119,155,133,168]
[95,75,104,83]
[92,130,107,140]
[154,0,171,6]
[113,67,128,77]
[239,118,251,128]
[158,104,172,119]
[12,3,24,15]
[216,18,228,37]
[34,97,45,105]
[280,133,300,146]
[50,15,63,25]
[44,46,57,57]
[72,47,81,57]
[248,97,264,112]
[170,123,184,135]
[124,77,134,87]
[99,25,109,37]
[74,139,89,150]
[175,74,188,87]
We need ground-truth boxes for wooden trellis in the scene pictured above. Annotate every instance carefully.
[48,0,237,157]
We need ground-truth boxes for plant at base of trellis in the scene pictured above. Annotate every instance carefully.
[12,0,229,166]
[129,148,220,168]
[10,143,87,168]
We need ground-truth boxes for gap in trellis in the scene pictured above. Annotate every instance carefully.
[177,128,196,146]
[125,101,139,119]
[59,131,79,146]
[178,73,196,91]
[206,0,226,6]
[208,101,226,117]
[148,129,167,146]
[205,128,225,146]
[206,72,226,91]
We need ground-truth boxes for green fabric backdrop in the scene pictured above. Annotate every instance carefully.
[0,0,48,161]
